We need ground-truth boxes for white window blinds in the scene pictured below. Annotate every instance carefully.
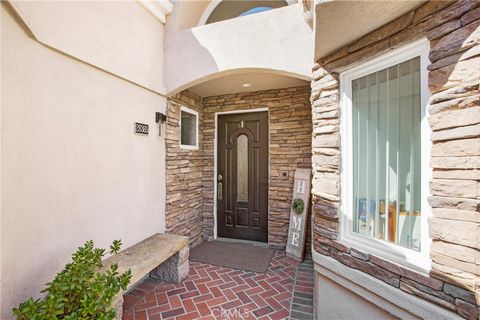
[352,57,422,251]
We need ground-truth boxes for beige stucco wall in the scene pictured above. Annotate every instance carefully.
[168,0,211,31]
[165,3,313,95]
[7,0,166,94]
[316,273,399,320]
[1,3,167,318]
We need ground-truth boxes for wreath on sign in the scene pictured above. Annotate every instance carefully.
[292,198,305,215]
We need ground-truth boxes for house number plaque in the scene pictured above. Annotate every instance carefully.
[134,122,149,136]
[286,168,312,262]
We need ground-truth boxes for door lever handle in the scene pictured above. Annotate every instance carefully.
[217,182,223,200]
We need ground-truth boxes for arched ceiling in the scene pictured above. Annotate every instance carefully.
[188,71,308,97]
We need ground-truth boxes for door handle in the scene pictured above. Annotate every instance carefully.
[217,174,223,200]
[217,182,223,200]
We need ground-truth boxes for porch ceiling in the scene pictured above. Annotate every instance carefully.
[188,72,308,97]
[314,0,426,60]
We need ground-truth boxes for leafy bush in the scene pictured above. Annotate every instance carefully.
[13,240,132,320]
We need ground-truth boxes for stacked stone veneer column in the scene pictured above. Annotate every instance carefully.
[311,1,479,319]
[165,91,205,247]
[165,87,313,250]
[202,87,312,248]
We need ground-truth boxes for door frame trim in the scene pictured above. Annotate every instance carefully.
[213,108,269,240]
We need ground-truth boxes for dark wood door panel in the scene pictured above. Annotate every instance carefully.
[217,112,268,242]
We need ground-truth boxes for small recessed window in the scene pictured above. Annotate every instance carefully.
[180,107,198,149]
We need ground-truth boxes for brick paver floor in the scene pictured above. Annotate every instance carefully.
[290,258,314,320]
[122,250,314,320]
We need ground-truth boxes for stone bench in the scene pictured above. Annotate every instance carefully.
[100,233,189,319]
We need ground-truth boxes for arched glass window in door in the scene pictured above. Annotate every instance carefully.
[237,134,248,201]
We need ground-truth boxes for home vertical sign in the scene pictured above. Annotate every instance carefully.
[286,168,312,262]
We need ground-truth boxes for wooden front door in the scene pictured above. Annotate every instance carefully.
[217,112,268,242]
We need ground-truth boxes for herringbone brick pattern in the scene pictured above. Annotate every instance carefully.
[122,251,314,319]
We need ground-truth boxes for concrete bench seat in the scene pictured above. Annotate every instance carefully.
[101,233,189,318]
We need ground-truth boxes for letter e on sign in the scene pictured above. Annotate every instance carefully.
[291,232,300,246]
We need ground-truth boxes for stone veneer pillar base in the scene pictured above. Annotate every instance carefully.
[313,250,462,320]
[150,245,190,283]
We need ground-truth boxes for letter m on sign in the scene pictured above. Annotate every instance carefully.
[293,216,302,231]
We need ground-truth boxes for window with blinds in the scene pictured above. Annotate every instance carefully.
[351,56,422,251]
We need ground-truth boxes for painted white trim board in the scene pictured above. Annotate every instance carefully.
[138,0,173,24]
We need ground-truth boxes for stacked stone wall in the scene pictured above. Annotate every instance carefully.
[202,87,313,249]
[311,1,479,319]
[165,91,206,247]
[166,87,313,251]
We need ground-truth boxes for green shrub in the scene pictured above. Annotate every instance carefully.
[13,240,132,320]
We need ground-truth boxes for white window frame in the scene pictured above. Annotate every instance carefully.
[339,38,432,272]
[180,106,199,150]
